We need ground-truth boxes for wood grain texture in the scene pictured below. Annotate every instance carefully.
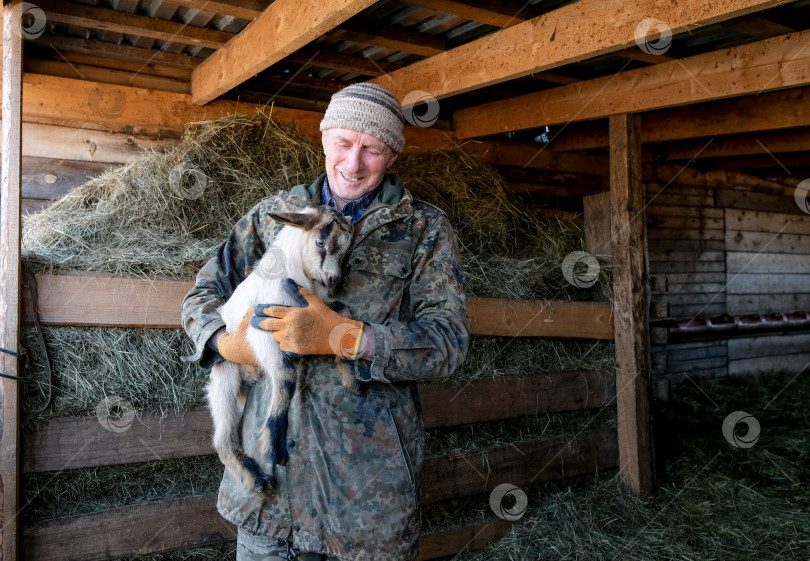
[191,0,376,104]
[23,371,615,473]
[455,28,810,138]
[374,0,785,103]
[21,272,615,339]
[1,3,24,558]
[609,114,653,497]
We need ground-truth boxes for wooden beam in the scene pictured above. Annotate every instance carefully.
[455,29,810,138]
[191,0,376,105]
[31,36,205,70]
[719,14,796,39]
[335,18,462,57]
[36,0,233,50]
[286,47,403,77]
[644,128,810,161]
[160,0,264,21]
[372,0,784,103]
[0,3,24,558]
[20,272,615,339]
[16,74,451,150]
[397,0,531,28]
[610,114,653,497]
[551,86,810,151]
[22,495,514,561]
[22,59,191,94]
[22,371,615,473]
[423,429,618,504]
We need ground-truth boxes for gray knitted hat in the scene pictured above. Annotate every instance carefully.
[320,83,405,153]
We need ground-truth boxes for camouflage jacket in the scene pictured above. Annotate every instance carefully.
[181,173,470,561]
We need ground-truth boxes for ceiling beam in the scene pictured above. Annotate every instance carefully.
[455,29,810,139]
[32,36,205,70]
[371,0,785,103]
[644,128,810,162]
[191,0,376,105]
[286,48,403,76]
[160,0,264,21]
[36,0,232,50]
[551,85,810,151]
[396,0,533,28]
[334,19,462,57]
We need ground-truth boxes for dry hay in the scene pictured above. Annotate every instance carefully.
[424,371,810,560]
[22,111,608,300]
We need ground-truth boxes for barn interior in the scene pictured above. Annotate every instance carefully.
[1,0,809,559]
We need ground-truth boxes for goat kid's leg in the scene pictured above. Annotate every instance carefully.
[258,364,296,466]
[336,357,365,395]
[208,361,274,491]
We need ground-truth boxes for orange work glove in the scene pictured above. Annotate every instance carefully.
[217,308,259,367]
[251,282,364,359]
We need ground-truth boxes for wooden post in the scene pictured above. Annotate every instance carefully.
[609,113,653,496]
[1,1,24,558]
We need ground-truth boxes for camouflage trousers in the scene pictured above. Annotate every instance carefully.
[236,528,340,561]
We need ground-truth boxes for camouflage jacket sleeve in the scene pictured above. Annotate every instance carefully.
[359,211,471,384]
[181,199,280,366]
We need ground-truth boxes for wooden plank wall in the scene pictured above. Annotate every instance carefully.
[648,185,810,383]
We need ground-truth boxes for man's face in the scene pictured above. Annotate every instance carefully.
[322,128,398,202]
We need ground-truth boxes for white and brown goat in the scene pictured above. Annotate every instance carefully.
[207,204,358,492]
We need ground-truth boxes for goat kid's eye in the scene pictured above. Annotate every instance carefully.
[315,238,325,248]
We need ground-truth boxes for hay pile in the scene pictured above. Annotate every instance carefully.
[20,111,616,559]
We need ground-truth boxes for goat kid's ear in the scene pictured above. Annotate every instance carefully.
[267,211,318,230]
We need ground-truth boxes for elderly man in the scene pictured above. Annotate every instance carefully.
[181,83,470,561]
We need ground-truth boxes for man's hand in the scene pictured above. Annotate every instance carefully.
[252,280,364,359]
[217,308,259,367]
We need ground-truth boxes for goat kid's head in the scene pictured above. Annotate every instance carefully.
[267,205,353,296]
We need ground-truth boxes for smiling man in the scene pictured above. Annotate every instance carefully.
[181,83,470,561]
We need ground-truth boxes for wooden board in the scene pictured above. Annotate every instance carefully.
[21,429,618,561]
[583,191,612,255]
[372,0,782,103]
[725,208,810,236]
[23,371,615,473]
[21,157,109,199]
[455,28,810,138]
[422,428,618,504]
[1,4,24,558]
[727,293,810,315]
[727,252,810,274]
[728,333,810,361]
[716,188,808,215]
[23,496,514,561]
[191,0,376,104]
[609,114,652,497]
[726,273,810,295]
[725,231,810,254]
[21,273,615,339]
[729,353,810,376]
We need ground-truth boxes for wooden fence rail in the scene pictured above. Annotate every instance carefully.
[21,272,615,339]
[21,428,617,561]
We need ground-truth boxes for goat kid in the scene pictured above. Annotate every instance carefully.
[207,205,359,492]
